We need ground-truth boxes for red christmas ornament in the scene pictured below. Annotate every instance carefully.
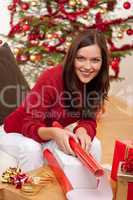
[21,3,30,10]
[126,28,133,35]
[123,2,131,9]
[10,24,22,34]
[111,57,120,77]
[0,40,3,44]
[89,0,98,7]
[22,24,30,31]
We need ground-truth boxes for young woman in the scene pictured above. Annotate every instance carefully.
[0,29,110,172]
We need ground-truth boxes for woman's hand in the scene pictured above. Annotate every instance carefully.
[52,127,77,155]
[75,127,92,152]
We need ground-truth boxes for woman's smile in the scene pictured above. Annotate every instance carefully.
[79,68,94,76]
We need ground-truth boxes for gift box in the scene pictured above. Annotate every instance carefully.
[52,147,98,189]
[111,140,133,200]
[116,162,133,200]
[44,146,98,189]
[44,148,113,200]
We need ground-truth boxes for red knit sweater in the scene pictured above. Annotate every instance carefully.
[4,65,96,143]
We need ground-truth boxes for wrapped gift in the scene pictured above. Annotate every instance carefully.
[43,121,112,199]
[116,162,133,200]
[44,148,113,200]
[111,140,133,200]
[44,147,98,189]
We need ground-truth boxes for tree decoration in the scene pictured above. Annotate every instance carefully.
[123,2,131,9]
[126,28,133,35]
[20,2,29,10]
[6,0,133,84]
[111,57,120,78]
[22,24,30,31]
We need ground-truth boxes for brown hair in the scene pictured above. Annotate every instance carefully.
[63,29,110,119]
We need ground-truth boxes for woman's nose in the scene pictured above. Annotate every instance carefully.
[85,60,93,69]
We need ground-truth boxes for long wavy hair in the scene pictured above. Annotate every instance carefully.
[62,29,110,119]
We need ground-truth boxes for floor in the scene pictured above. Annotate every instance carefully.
[97,96,133,165]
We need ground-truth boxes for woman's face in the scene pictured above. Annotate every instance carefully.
[74,44,102,84]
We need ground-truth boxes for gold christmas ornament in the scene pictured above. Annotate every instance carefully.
[69,0,76,6]
[46,33,52,39]
[14,47,20,54]
[100,7,107,14]
[30,1,38,7]
[117,31,123,39]
[30,54,42,62]
[76,0,81,4]
[30,54,37,62]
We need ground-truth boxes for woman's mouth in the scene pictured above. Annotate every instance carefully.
[79,69,92,76]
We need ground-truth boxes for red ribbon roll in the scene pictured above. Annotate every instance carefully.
[52,121,104,177]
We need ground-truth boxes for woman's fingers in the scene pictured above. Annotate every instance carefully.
[66,130,79,143]
[77,136,86,150]
[65,137,75,156]
[85,140,92,152]
[57,131,75,155]
[76,133,92,152]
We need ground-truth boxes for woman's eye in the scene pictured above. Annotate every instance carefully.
[76,56,85,61]
[91,59,101,63]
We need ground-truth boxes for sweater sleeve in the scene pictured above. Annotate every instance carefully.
[22,68,57,142]
[4,67,56,143]
[73,119,97,141]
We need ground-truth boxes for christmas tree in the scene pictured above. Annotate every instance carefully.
[5,0,133,85]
